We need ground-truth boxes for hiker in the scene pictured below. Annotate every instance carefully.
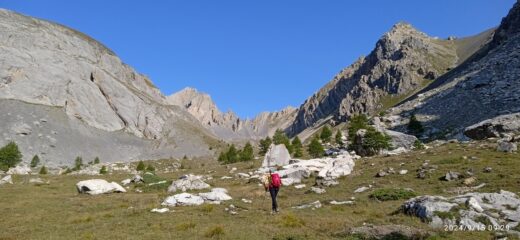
[263,169,282,213]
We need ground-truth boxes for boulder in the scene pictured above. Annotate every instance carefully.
[198,188,232,203]
[7,163,32,175]
[150,208,170,213]
[262,144,291,167]
[383,129,418,149]
[354,186,370,193]
[0,175,13,185]
[309,187,326,194]
[330,200,354,205]
[76,179,126,195]
[317,154,355,180]
[497,139,517,153]
[162,193,204,206]
[402,196,458,220]
[444,171,460,181]
[293,200,322,209]
[464,113,520,140]
[167,174,210,193]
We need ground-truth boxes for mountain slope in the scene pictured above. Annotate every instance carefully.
[0,9,217,164]
[287,22,494,138]
[386,0,520,139]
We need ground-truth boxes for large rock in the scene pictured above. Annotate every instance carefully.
[198,188,232,203]
[318,154,356,180]
[497,139,518,153]
[0,175,13,185]
[167,174,210,193]
[162,193,204,207]
[464,113,520,140]
[76,179,126,195]
[262,144,291,167]
[7,163,32,175]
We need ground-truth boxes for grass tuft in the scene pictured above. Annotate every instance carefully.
[370,188,416,201]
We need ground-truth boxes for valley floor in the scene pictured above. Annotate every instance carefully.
[1,141,519,240]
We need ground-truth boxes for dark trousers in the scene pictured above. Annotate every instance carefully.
[269,187,279,211]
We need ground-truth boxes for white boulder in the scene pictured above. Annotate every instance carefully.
[199,188,232,202]
[0,175,13,185]
[162,193,204,206]
[76,179,127,195]
[167,174,210,193]
[7,163,32,175]
[262,144,291,167]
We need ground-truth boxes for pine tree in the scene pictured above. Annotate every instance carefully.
[39,165,48,175]
[226,144,239,163]
[259,137,272,155]
[291,137,303,158]
[218,151,228,162]
[146,164,155,172]
[335,130,343,145]
[73,156,83,171]
[320,126,332,142]
[94,157,100,164]
[136,161,145,171]
[31,155,40,168]
[273,129,293,153]
[308,137,324,158]
[99,166,108,174]
[239,142,254,162]
[0,141,22,171]
[407,114,424,136]
[348,115,369,140]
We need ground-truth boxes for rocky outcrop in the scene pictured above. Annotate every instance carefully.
[0,9,216,164]
[167,87,297,140]
[287,22,490,137]
[261,144,291,167]
[76,179,126,195]
[464,113,520,140]
[387,1,520,139]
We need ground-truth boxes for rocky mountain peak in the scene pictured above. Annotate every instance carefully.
[492,0,520,46]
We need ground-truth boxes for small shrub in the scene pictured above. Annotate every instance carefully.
[320,125,332,143]
[63,168,72,175]
[335,130,343,145]
[308,137,324,158]
[30,155,40,168]
[259,137,272,155]
[0,141,23,171]
[413,140,425,150]
[99,166,107,174]
[39,165,48,175]
[370,188,416,201]
[145,164,155,172]
[291,137,303,158]
[200,204,214,213]
[204,225,224,239]
[280,213,305,228]
[73,156,83,171]
[175,222,196,231]
[94,157,100,164]
[136,161,145,171]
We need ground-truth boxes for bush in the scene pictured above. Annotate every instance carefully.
[204,225,225,239]
[39,165,48,175]
[320,126,332,143]
[348,116,391,156]
[370,188,416,201]
[259,137,272,156]
[73,156,83,171]
[348,115,369,140]
[0,141,22,171]
[413,140,425,150]
[281,213,305,228]
[307,137,324,158]
[407,114,424,136]
[291,137,303,158]
[136,161,145,171]
[31,155,40,168]
[94,157,100,164]
[99,166,107,174]
[335,130,343,145]
[145,164,155,172]
[175,222,196,231]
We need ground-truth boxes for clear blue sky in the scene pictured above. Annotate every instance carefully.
[1,1,515,118]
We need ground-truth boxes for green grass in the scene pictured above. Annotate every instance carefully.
[0,141,518,239]
[370,188,417,201]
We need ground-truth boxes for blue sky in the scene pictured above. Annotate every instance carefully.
[1,1,515,118]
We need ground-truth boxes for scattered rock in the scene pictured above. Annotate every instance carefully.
[330,200,354,205]
[29,178,48,184]
[293,200,322,209]
[236,173,250,179]
[0,175,13,185]
[220,176,233,180]
[463,177,477,186]
[241,198,252,204]
[483,167,493,173]
[464,113,520,140]
[399,169,408,175]
[167,174,210,193]
[443,171,460,181]
[76,179,127,195]
[354,186,371,193]
[497,139,517,153]
[199,188,232,203]
[309,187,326,194]
[162,193,204,206]
[7,164,32,175]
[151,208,170,213]
[294,184,306,189]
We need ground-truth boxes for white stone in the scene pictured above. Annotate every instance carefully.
[7,163,32,175]
[330,200,354,205]
[354,186,370,193]
[262,144,291,167]
[241,198,252,204]
[151,208,170,213]
[162,193,204,206]
[167,174,210,193]
[121,179,132,186]
[76,179,127,195]
[294,184,306,189]
[467,197,484,213]
[199,188,232,202]
[0,175,13,185]
[310,187,326,194]
[399,169,408,175]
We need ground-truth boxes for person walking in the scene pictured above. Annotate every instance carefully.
[264,169,282,214]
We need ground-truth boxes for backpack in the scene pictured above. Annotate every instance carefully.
[270,173,282,188]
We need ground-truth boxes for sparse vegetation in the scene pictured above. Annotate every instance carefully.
[39,165,48,175]
[204,225,224,239]
[0,141,22,171]
[145,164,155,172]
[99,166,107,174]
[30,155,40,168]
[291,137,303,158]
[94,157,100,164]
[335,130,343,145]
[73,156,83,171]
[219,143,255,164]
[239,142,254,162]
[280,213,305,228]
[413,140,425,150]
[370,188,416,201]
[348,115,391,156]
[259,136,272,155]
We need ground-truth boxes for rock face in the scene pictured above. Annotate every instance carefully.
[464,113,520,140]
[0,9,216,164]
[388,1,520,139]
[403,190,520,231]
[76,179,126,195]
[167,87,297,140]
[287,22,491,137]
[261,144,291,167]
